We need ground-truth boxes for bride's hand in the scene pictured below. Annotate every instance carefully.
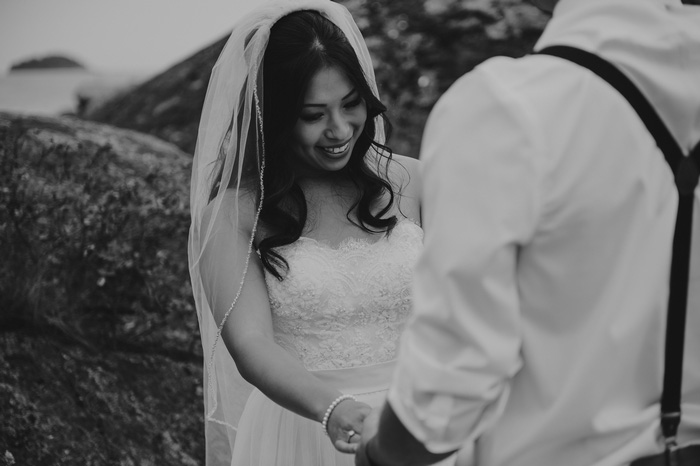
[326,400,372,454]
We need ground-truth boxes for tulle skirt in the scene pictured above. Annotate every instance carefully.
[230,361,457,466]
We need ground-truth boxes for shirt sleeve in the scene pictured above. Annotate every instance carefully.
[387,60,545,453]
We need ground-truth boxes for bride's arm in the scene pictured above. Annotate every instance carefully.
[199,195,369,452]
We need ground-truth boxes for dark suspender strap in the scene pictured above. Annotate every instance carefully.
[535,45,700,448]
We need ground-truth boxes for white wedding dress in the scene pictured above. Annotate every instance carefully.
[230,218,424,465]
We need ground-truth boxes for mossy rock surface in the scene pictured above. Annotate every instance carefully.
[0,112,203,465]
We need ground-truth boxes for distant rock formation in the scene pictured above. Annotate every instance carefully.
[10,55,85,71]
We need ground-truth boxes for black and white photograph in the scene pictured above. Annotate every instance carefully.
[1,1,699,465]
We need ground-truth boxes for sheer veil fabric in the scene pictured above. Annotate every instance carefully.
[187,1,385,463]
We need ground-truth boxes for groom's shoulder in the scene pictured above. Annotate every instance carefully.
[440,53,574,110]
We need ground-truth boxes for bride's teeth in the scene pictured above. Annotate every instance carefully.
[322,142,349,154]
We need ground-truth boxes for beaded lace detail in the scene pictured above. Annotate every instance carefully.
[264,219,423,371]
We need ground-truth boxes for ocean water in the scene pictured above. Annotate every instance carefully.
[0,69,146,116]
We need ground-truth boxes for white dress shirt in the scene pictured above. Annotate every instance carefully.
[388,0,700,465]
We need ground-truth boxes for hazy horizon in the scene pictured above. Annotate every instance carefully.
[0,0,258,75]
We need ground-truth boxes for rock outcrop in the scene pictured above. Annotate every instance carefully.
[10,55,85,72]
[0,112,202,465]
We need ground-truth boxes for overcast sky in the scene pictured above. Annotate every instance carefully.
[0,0,259,75]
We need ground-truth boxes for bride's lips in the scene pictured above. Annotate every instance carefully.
[318,140,351,157]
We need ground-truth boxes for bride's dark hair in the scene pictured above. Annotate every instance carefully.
[251,9,397,280]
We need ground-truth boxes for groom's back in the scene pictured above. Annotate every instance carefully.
[473,2,700,465]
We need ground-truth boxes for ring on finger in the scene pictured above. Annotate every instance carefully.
[347,429,356,441]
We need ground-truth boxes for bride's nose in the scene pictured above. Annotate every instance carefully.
[325,112,352,141]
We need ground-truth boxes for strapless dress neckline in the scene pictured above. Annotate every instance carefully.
[264,218,423,371]
[294,218,421,251]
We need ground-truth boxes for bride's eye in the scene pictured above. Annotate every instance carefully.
[344,98,362,109]
[299,112,324,122]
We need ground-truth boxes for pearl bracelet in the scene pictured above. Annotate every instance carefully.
[321,394,356,436]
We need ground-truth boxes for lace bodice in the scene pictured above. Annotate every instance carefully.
[264,219,423,371]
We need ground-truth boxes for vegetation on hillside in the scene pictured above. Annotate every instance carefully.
[354,0,548,155]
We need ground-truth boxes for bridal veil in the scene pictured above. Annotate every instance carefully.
[187,0,384,463]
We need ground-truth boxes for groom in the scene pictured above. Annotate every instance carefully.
[356,0,700,465]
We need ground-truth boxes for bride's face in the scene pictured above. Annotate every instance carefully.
[291,65,367,173]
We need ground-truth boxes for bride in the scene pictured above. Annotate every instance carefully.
[188,1,426,464]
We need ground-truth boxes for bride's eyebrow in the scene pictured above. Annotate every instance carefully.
[302,88,357,108]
